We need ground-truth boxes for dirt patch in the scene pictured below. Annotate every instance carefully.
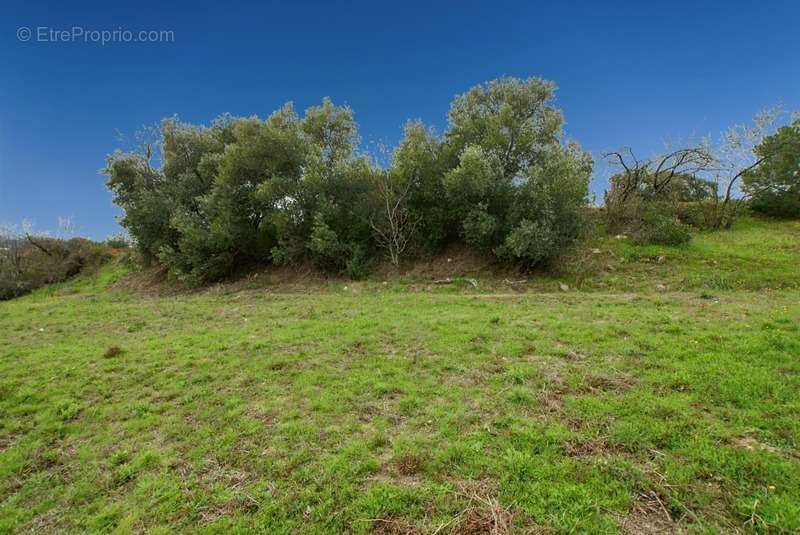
[730,436,782,455]
[197,457,249,491]
[244,406,277,427]
[111,262,345,298]
[436,480,538,535]
[0,435,18,454]
[370,516,421,534]
[373,245,517,281]
[563,436,624,458]
[110,265,186,297]
[364,452,425,488]
[578,372,637,394]
[620,491,680,534]
[562,349,587,362]
[395,453,426,476]
[21,508,66,533]
[103,346,123,358]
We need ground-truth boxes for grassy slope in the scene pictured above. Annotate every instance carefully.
[0,218,798,534]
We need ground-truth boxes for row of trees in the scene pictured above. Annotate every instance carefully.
[106,77,800,284]
[105,77,592,284]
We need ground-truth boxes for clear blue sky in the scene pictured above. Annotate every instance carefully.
[2,0,798,239]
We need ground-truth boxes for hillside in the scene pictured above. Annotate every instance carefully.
[1,218,799,533]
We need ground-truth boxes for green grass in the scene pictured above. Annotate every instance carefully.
[1,218,799,533]
[583,217,800,292]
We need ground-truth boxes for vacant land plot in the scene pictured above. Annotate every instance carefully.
[1,219,799,533]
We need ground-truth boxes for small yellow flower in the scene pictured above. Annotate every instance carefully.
[768,485,776,491]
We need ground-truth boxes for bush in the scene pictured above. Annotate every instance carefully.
[501,218,558,264]
[633,206,692,246]
[104,234,131,249]
[674,200,726,230]
[0,234,111,300]
[749,192,800,219]
[461,206,499,250]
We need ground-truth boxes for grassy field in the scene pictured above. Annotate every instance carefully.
[1,218,799,533]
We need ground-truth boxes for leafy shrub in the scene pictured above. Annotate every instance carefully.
[749,192,800,219]
[461,206,499,250]
[0,234,111,300]
[440,85,593,267]
[104,234,131,249]
[633,206,692,245]
[308,214,348,270]
[502,218,558,264]
[674,201,708,228]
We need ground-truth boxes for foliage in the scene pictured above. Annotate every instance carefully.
[0,229,111,299]
[106,77,593,282]
[602,147,715,238]
[603,109,799,235]
[104,233,131,249]
[391,121,449,251]
[438,79,592,265]
[631,203,692,246]
[743,119,800,218]
[106,101,373,284]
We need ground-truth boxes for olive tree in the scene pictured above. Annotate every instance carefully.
[440,77,592,265]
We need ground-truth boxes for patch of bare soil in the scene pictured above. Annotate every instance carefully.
[21,508,67,533]
[562,436,625,458]
[110,264,185,297]
[370,516,422,534]
[438,480,540,535]
[233,263,346,293]
[730,436,783,455]
[366,452,425,488]
[111,261,342,297]
[374,245,514,281]
[620,491,680,534]
[578,372,637,394]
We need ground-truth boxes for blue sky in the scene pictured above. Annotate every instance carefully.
[2,0,798,238]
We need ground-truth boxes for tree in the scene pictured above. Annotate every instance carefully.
[437,77,592,265]
[602,146,715,231]
[369,170,415,266]
[391,121,449,250]
[443,77,562,181]
[743,118,800,218]
[699,109,784,228]
[603,109,797,232]
[500,142,593,263]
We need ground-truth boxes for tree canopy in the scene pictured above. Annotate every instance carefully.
[743,119,800,218]
[104,76,594,284]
